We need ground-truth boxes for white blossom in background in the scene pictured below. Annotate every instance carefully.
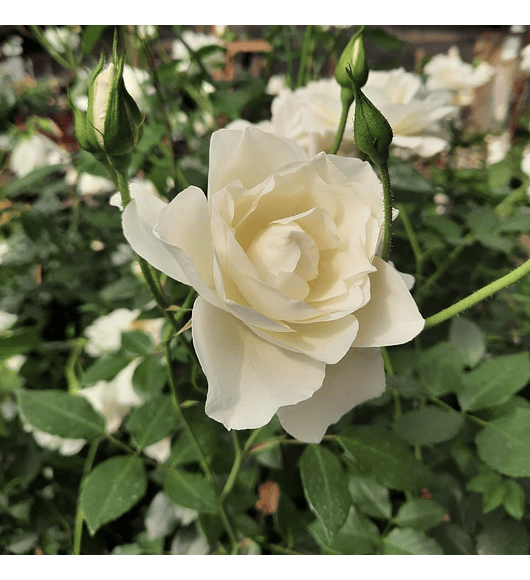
[5,354,26,373]
[10,133,69,177]
[144,437,171,463]
[521,44,530,73]
[170,528,210,555]
[2,35,23,57]
[424,46,494,106]
[486,131,511,165]
[65,169,115,196]
[84,308,141,357]
[24,427,86,456]
[109,178,163,211]
[362,67,458,157]
[521,145,530,200]
[43,26,80,54]
[171,30,225,74]
[228,78,355,157]
[266,74,288,96]
[145,492,198,540]
[0,310,17,333]
[137,25,157,40]
[78,359,144,433]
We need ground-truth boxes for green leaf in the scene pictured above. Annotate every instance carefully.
[17,389,105,439]
[121,330,154,356]
[394,499,446,531]
[0,327,41,360]
[81,455,147,535]
[164,469,218,514]
[81,353,130,385]
[309,505,380,555]
[476,517,529,555]
[299,445,351,539]
[466,207,499,235]
[430,523,475,555]
[458,352,530,412]
[126,394,178,450]
[448,317,486,368]
[502,480,525,520]
[476,408,530,477]
[338,427,432,491]
[132,356,167,397]
[347,469,392,520]
[393,406,464,446]
[2,165,65,197]
[383,527,444,555]
[81,25,108,55]
[416,342,465,397]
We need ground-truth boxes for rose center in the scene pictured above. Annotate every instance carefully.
[247,222,320,300]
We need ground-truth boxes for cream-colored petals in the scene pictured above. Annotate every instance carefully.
[277,347,385,443]
[207,127,308,195]
[252,314,360,365]
[93,63,115,146]
[78,359,143,433]
[153,186,214,289]
[192,297,326,430]
[352,257,425,348]
[122,187,189,286]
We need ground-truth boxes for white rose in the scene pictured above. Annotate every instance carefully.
[84,308,140,357]
[10,133,69,177]
[122,127,424,443]
[78,359,144,433]
[229,79,355,157]
[362,68,458,157]
[171,30,225,74]
[424,46,494,106]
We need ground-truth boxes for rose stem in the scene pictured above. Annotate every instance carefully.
[423,255,530,329]
[116,171,183,335]
[72,438,100,555]
[165,341,239,553]
[329,90,353,155]
[375,161,393,262]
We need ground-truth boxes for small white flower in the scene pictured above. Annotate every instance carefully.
[78,359,144,433]
[84,308,141,357]
[5,354,26,373]
[521,45,530,73]
[43,26,80,53]
[0,311,17,333]
[76,172,115,196]
[144,437,171,463]
[25,426,86,456]
[171,30,224,74]
[10,133,69,177]
[424,46,494,106]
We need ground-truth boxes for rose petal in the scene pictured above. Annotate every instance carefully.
[277,347,385,443]
[253,314,359,365]
[208,127,308,195]
[192,296,326,430]
[122,188,189,285]
[153,186,214,289]
[352,257,424,347]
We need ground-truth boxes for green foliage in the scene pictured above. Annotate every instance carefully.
[1,24,530,556]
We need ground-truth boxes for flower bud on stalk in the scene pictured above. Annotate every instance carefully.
[335,25,369,91]
[84,48,144,174]
[348,67,393,166]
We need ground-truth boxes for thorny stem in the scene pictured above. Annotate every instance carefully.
[424,255,530,329]
[376,161,393,262]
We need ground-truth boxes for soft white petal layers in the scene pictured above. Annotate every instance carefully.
[352,257,425,347]
[192,297,326,430]
[277,347,386,443]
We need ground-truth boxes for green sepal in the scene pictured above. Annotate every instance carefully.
[103,52,144,165]
[349,69,393,165]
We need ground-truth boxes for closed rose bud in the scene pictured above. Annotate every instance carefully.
[335,26,368,91]
[85,49,144,173]
[349,69,393,166]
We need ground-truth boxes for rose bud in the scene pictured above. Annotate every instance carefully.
[349,68,393,166]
